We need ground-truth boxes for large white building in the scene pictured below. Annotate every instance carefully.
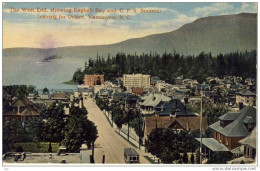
[123,74,150,90]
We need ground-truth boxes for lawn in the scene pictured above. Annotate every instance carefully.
[12,142,60,153]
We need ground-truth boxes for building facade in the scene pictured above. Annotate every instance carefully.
[123,74,150,90]
[236,89,256,106]
[84,74,104,87]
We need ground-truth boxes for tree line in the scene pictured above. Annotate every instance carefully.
[72,50,256,84]
[95,96,144,143]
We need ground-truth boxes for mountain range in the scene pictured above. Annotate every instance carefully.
[3,13,257,58]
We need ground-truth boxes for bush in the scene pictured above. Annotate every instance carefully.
[196,150,200,164]
[191,153,195,164]
[16,146,24,152]
[207,151,233,164]
[183,152,188,163]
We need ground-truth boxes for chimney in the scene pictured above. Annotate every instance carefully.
[186,122,189,131]
[239,102,244,110]
[184,97,188,104]
[174,100,177,109]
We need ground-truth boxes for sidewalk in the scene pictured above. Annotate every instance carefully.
[101,108,159,164]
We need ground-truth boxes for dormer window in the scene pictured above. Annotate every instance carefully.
[220,120,225,127]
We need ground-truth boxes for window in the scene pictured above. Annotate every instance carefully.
[252,149,256,159]
[226,137,228,146]
[220,121,225,127]
[219,134,222,143]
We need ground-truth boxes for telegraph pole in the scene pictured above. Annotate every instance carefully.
[200,90,203,164]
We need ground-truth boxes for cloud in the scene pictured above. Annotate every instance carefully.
[193,3,234,17]
[239,2,257,13]
[193,2,257,18]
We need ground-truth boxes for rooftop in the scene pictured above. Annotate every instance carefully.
[237,89,255,96]
[140,93,170,107]
[239,127,256,149]
[195,138,230,152]
[209,106,256,137]
[3,152,91,164]
[124,148,139,156]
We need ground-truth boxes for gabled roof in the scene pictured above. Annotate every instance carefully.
[197,84,210,90]
[237,89,255,96]
[209,106,256,137]
[140,93,170,107]
[157,99,195,116]
[167,116,208,132]
[219,112,240,121]
[52,93,68,100]
[145,116,208,137]
[19,105,40,116]
[239,127,256,149]
[4,97,40,116]
[195,138,230,152]
[243,116,255,124]
[125,94,138,101]
[12,97,34,107]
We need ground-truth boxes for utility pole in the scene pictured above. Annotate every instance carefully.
[200,90,203,164]
[128,111,130,141]
[138,110,141,149]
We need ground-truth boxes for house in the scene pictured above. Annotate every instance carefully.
[27,93,36,101]
[124,94,138,109]
[155,99,196,117]
[183,79,199,88]
[38,94,50,100]
[51,92,69,103]
[174,76,183,85]
[3,96,40,122]
[196,84,210,93]
[98,89,113,100]
[144,115,208,141]
[228,128,256,164]
[139,93,171,115]
[132,87,144,96]
[236,89,256,106]
[111,93,126,105]
[196,106,256,159]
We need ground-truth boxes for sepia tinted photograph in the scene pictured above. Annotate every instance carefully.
[2,1,257,167]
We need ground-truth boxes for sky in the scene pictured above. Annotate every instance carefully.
[3,2,257,49]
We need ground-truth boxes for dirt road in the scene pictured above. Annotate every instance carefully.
[83,98,150,164]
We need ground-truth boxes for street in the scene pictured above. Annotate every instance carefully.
[83,98,150,164]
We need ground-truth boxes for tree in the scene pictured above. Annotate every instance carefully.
[3,119,26,152]
[42,87,49,94]
[191,153,195,164]
[111,106,124,133]
[62,105,98,152]
[27,85,37,94]
[207,151,233,164]
[23,118,46,144]
[40,103,67,148]
[203,103,229,125]
[146,128,181,163]
[196,150,200,164]
[183,152,188,163]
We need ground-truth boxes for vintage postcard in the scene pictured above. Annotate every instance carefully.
[2,1,257,168]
